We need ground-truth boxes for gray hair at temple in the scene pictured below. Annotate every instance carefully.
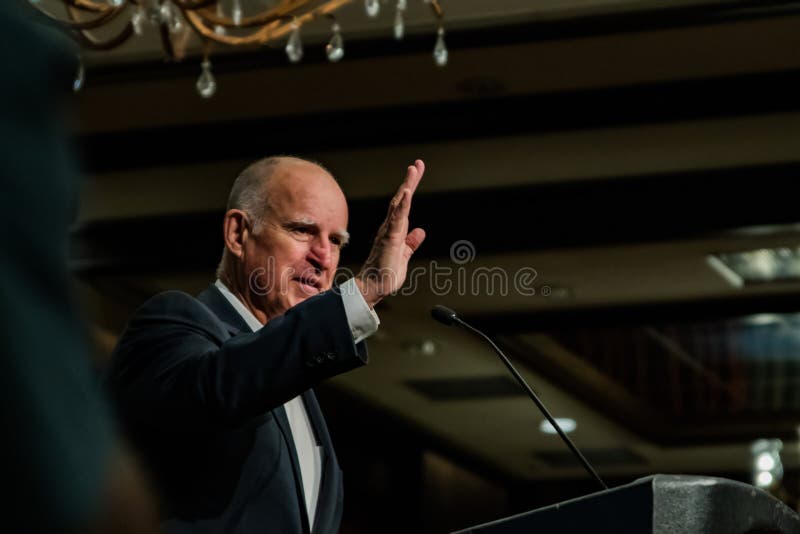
[225,156,280,235]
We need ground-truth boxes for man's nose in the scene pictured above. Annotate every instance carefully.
[308,237,334,272]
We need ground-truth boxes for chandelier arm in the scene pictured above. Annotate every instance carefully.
[428,0,444,19]
[62,5,127,30]
[255,0,353,41]
[263,0,353,40]
[64,0,113,13]
[71,24,135,50]
[67,5,135,50]
[183,0,352,47]
[159,22,178,60]
[192,5,292,29]
[189,0,352,30]
[182,9,275,46]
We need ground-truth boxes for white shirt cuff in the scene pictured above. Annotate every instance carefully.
[339,278,380,344]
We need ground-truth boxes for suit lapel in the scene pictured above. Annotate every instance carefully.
[301,390,325,447]
[197,283,249,335]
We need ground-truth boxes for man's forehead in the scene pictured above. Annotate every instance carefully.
[271,158,330,182]
[267,160,346,207]
[267,161,338,196]
[267,163,350,240]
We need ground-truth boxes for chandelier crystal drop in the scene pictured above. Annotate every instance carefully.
[73,58,85,92]
[131,5,146,35]
[326,22,344,62]
[433,26,448,67]
[365,0,380,18]
[285,22,303,64]
[231,0,243,26]
[196,59,217,98]
[393,7,405,40]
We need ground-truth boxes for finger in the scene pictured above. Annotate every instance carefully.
[381,160,424,236]
[388,189,411,236]
[414,159,425,182]
[392,159,424,201]
[403,159,424,195]
[385,160,424,219]
[396,187,412,220]
[403,228,426,259]
[382,188,406,230]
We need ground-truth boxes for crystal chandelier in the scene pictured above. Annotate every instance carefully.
[30,0,446,98]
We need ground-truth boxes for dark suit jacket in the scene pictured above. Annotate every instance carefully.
[106,283,368,534]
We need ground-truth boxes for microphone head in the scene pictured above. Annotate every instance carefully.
[431,305,459,326]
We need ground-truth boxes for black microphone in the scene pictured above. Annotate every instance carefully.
[431,304,459,326]
[430,305,608,490]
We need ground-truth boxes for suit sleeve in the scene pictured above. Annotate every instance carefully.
[107,289,367,429]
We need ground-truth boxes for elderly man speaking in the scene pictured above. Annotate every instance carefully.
[106,156,426,534]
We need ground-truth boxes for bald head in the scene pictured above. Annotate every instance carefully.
[226,156,338,234]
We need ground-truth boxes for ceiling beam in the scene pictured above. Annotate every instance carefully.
[71,160,800,274]
[76,67,800,173]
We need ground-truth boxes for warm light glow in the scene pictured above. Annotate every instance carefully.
[756,471,774,488]
[756,452,776,472]
[539,418,577,434]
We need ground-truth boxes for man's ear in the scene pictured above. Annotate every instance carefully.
[223,209,249,258]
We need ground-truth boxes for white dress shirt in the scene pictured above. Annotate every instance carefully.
[214,278,378,529]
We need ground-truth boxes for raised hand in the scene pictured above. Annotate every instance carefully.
[355,160,427,308]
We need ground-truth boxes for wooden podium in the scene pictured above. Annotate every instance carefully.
[454,475,800,533]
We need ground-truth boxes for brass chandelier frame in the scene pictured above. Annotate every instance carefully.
[32,0,444,61]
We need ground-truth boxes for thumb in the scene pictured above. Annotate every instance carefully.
[404,228,426,259]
